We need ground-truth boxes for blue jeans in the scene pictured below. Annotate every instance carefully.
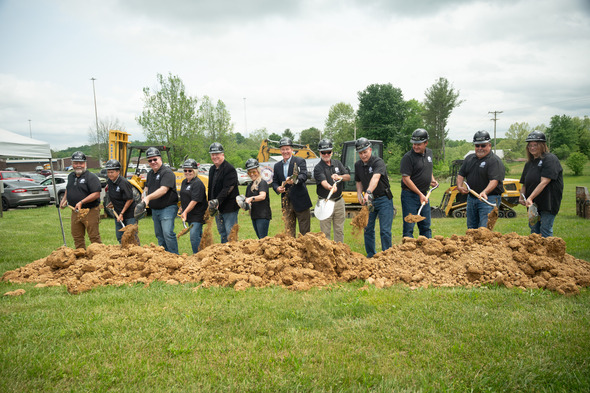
[401,189,432,238]
[252,218,270,239]
[115,217,139,244]
[466,194,500,229]
[188,221,203,254]
[364,196,394,258]
[529,210,556,238]
[215,210,239,243]
[151,204,178,254]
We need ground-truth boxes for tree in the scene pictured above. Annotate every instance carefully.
[546,114,578,159]
[501,122,536,160]
[357,83,407,147]
[268,132,281,141]
[400,99,425,152]
[566,152,587,175]
[422,77,464,161]
[299,127,321,148]
[324,102,356,154]
[88,117,126,163]
[282,129,295,140]
[136,73,200,166]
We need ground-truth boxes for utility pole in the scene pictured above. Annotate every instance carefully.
[28,119,32,138]
[489,110,502,154]
[91,77,100,164]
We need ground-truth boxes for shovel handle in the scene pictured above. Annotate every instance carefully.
[113,210,126,227]
[464,182,495,207]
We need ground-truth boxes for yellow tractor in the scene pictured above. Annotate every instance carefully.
[431,159,522,218]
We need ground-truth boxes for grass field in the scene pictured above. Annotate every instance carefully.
[1,161,589,392]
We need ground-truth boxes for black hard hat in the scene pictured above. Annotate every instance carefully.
[209,142,224,154]
[473,130,491,144]
[146,147,161,158]
[105,159,121,170]
[182,159,198,169]
[71,151,87,162]
[411,129,429,144]
[318,138,333,152]
[245,158,259,170]
[355,137,371,153]
[279,137,293,147]
[525,130,547,143]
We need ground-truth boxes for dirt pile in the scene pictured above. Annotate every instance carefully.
[3,229,590,295]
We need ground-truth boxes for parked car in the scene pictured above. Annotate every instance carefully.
[40,174,69,203]
[39,169,52,176]
[0,170,34,182]
[35,166,44,172]
[96,169,108,188]
[198,163,212,176]
[1,180,51,210]
[236,168,252,186]
[21,172,47,183]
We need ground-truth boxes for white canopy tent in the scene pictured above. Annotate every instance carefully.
[0,128,66,244]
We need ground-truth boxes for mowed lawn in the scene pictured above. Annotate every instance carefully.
[0,161,589,392]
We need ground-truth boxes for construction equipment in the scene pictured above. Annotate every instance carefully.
[106,130,208,218]
[431,159,522,219]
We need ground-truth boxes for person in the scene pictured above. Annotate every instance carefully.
[142,147,179,254]
[59,151,102,249]
[104,159,138,244]
[313,138,350,242]
[207,142,240,243]
[244,158,272,239]
[456,130,505,229]
[400,129,438,238]
[271,137,312,237]
[519,130,563,237]
[179,159,207,253]
[354,137,394,258]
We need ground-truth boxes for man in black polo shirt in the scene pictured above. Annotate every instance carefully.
[59,151,102,249]
[313,138,350,242]
[400,129,438,238]
[354,138,394,258]
[104,159,138,244]
[456,130,505,229]
[143,147,179,254]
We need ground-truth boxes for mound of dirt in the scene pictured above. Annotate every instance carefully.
[3,229,590,295]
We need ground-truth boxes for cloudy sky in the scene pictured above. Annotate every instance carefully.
[1,0,589,151]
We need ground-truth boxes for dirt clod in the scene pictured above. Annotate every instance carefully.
[404,213,426,223]
[351,206,369,235]
[487,207,499,230]
[2,229,589,295]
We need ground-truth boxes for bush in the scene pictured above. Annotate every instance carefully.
[566,152,587,175]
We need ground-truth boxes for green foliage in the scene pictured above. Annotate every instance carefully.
[323,102,356,155]
[384,142,404,176]
[299,127,321,148]
[268,132,281,141]
[357,83,408,147]
[422,77,464,161]
[282,129,295,140]
[553,145,572,160]
[500,122,537,160]
[432,159,450,179]
[401,99,426,152]
[547,114,577,153]
[566,152,587,175]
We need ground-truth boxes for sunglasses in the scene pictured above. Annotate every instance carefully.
[148,158,158,163]
[321,151,332,155]
[474,144,488,148]
[184,169,194,173]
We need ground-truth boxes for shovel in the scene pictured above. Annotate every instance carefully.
[177,220,193,238]
[134,200,147,221]
[464,181,499,230]
[404,184,439,223]
[521,193,540,226]
[314,180,341,221]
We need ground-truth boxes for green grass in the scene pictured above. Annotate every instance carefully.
[1,161,589,392]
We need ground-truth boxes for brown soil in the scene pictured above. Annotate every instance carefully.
[120,224,139,248]
[228,224,239,242]
[3,229,590,296]
[487,207,499,230]
[177,224,190,239]
[404,213,426,223]
[351,206,369,235]
[198,211,214,251]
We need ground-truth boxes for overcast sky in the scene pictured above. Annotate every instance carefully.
[1,0,589,152]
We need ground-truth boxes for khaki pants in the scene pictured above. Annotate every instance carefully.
[71,206,101,249]
[283,199,311,237]
[319,197,346,242]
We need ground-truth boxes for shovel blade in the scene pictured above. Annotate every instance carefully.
[134,202,146,220]
[314,199,335,221]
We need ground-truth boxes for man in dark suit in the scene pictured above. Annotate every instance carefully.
[271,137,312,237]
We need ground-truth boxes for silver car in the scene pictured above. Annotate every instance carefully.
[1,180,51,210]
[40,174,69,203]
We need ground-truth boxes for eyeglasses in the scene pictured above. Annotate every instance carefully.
[474,144,488,148]
[321,151,332,155]
[184,169,194,173]
[148,158,158,163]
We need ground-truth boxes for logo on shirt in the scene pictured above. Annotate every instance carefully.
[538,160,543,167]
[116,186,120,192]
[186,185,191,190]
[80,178,86,184]
[156,174,160,180]
[427,156,432,163]
[479,162,486,168]
[335,167,340,174]
[369,167,373,174]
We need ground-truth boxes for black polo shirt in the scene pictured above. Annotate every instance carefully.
[314,158,349,199]
[246,180,272,220]
[107,175,136,219]
[208,160,239,214]
[180,177,207,223]
[354,156,392,199]
[458,152,505,195]
[66,170,101,208]
[146,165,178,209]
[520,152,563,215]
[400,148,434,194]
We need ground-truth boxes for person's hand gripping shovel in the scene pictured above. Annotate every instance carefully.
[464,181,499,230]
[404,184,439,223]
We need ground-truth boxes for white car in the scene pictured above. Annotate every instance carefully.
[236,168,252,186]
[40,174,69,203]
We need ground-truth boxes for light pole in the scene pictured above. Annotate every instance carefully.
[91,77,100,163]
[28,119,32,138]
